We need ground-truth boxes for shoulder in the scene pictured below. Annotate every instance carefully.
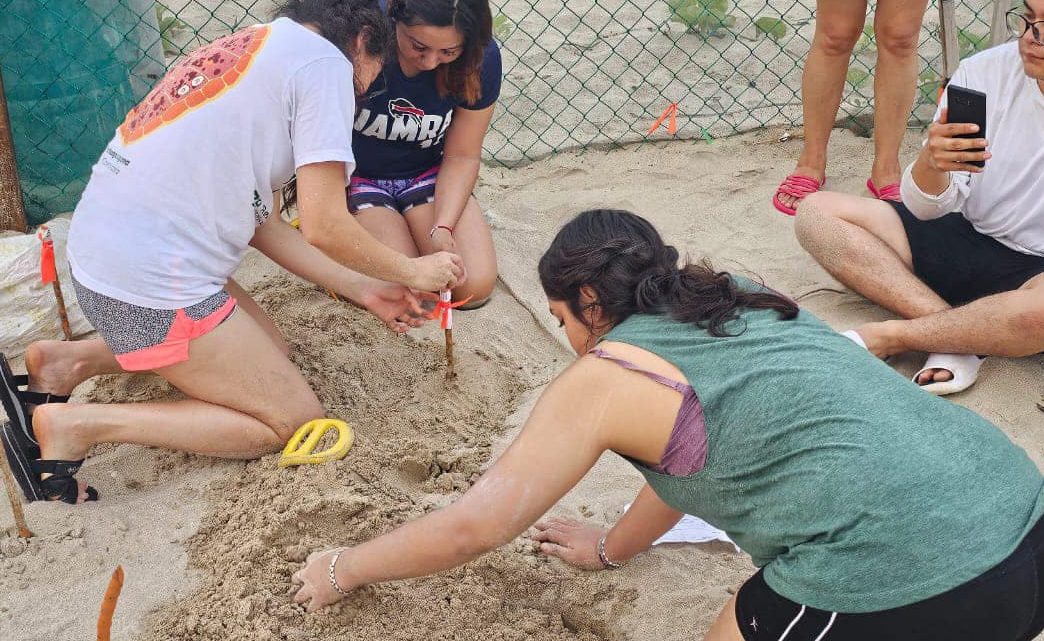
[954,42,1021,89]
[478,39,502,87]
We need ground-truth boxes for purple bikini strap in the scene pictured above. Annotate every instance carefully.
[588,348,690,393]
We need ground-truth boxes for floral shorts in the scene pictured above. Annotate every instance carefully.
[72,274,237,371]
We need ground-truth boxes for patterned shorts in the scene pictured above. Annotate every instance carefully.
[347,165,439,214]
[72,275,237,371]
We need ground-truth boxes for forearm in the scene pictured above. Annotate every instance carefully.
[336,504,502,588]
[902,150,962,221]
[433,154,480,229]
[251,218,374,305]
[302,208,415,285]
[603,484,683,563]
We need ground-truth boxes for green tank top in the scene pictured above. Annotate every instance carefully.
[603,289,1044,613]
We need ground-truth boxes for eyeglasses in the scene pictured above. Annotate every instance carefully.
[1007,10,1044,45]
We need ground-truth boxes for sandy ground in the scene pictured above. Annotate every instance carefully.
[1,129,1042,640]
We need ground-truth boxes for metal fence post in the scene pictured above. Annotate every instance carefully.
[0,67,28,233]
[938,0,961,84]
[990,0,1011,47]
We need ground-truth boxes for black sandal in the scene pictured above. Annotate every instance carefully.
[1,421,97,504]
[1,352,70,458]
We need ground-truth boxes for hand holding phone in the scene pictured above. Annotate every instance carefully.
[925,85,990,173]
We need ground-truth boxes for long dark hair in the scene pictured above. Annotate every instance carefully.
[276,0,391,60]
[275,0,391,214]
[538,209,799,337]
[387,0,493,104]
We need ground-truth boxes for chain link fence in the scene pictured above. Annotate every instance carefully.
[0,0,1011,223]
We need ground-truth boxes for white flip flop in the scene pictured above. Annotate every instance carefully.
[912,353,985,396]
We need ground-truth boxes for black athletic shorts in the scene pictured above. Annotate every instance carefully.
[735,516,1044,641]
[890,201,1044,306]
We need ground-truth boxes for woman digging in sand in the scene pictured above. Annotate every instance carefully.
[292,209,1044,640]
[0,0,468,505]
[343,0,501,306]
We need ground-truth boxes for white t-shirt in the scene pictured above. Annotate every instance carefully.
[900,42,1044,257]
[68,18,357,308]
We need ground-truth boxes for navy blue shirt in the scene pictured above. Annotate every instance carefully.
[352,40,502,179]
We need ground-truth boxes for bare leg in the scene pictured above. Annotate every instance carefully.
[405,197,498,303]
[25,277,286,394]
[795,191,950,321]
[862,273,1044,361]
[353,206,421,258]
[33,307,323,465]
[704,593,745,641]
[777,0,867,210]
[870,0,931,188]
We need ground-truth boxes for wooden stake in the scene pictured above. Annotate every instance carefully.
[97,565,125,641]
[51,277,73,341]
[444,328,455,379]
[0,440,32,538]
[0,67,28,233]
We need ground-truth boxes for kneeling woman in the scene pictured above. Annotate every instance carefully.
[0,0,467,505]
[347,0,500,304]
[292,210,1044,640]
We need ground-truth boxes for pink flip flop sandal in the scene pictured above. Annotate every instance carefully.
[773,174,823,216]
[866,178,901,202]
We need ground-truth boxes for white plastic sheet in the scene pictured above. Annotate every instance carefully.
[0,218,91,357]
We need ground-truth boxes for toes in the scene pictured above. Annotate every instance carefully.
[916,368,954,385]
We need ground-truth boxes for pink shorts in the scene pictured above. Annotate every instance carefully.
[72,275,238,371]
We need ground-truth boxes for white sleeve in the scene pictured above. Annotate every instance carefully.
[899,64,972,220]
[286,57,357,183]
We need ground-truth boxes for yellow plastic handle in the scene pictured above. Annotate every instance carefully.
[278,418,355,468]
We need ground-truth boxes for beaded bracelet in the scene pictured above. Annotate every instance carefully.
[597,534,623,569]
[328,548,352,596]
[429,224,454,238]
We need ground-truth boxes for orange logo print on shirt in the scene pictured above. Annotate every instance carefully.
[118,25,271,144]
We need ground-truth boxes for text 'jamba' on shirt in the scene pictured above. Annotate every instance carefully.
[352,39,501,179]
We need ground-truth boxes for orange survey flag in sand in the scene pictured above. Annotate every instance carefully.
[37,226,57,285]
[647,102,678,136]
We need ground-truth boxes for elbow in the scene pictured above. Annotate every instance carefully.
[300,218,332,251]
[450,509,518,559]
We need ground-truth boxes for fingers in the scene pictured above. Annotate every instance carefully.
[539,542,570,559]
[404,292,426,317]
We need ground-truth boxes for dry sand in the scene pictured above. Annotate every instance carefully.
[1,129,1042,640]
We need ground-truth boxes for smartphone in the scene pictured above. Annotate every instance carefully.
[946,84,987,168]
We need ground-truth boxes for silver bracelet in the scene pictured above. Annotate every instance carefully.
[597,534,623,569]
[328,548,351,596]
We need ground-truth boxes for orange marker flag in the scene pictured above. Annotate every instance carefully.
[647,102,678,136]
[97,565,125,641]
[37,226,57,285]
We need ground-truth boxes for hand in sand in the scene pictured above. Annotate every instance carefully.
[532,517,607,570]
[291,547,351,612]
[408,252,467,292]
[361,283,436,333]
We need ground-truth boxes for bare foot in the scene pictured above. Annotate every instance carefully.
[25,340,92,397]
[915,367,955,386]
[776,165,826,211]
[32,403,93,504]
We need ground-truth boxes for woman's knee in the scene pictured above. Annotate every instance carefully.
[261,393,325,445]
[874,26,920,59]
[813,21,863,57]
